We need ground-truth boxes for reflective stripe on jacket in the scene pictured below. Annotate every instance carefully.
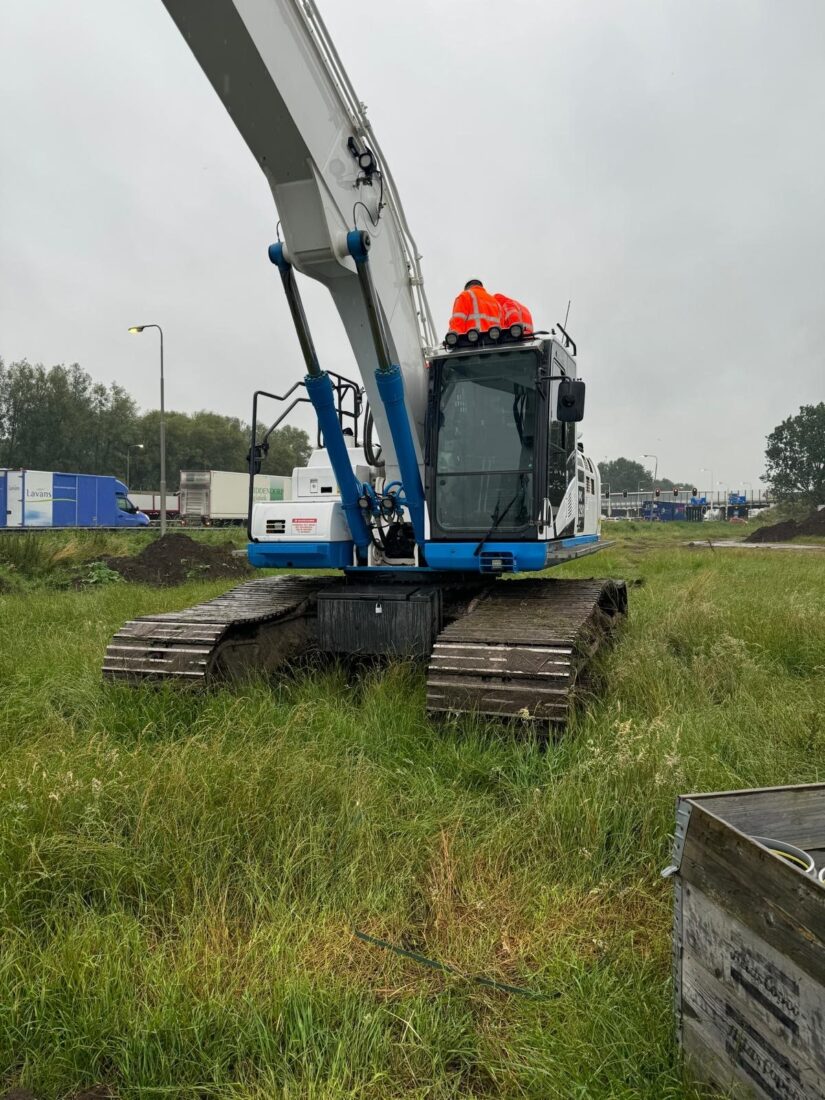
[448,285,502,333]
[494,294,534,333]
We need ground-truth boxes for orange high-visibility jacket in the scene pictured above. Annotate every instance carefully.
[494,294,534,334]
[448,285,502,334]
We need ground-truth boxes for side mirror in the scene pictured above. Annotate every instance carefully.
[247,442,267,475]
[557,378,586,422]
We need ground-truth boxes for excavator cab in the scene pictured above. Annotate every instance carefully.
[427,347,540,540]
[424,335,591,567]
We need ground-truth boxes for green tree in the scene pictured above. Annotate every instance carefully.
[597,457,694,495]
[763,403,825,504]
[0,357,313,490]
[0,359,139,474]
[133,411,311,489]
[260,425,313,478]
[597,457,653,494]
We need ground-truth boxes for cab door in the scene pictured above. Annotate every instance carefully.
[115,492,150,527]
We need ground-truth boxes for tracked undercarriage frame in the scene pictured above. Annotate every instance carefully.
[103,574,627,725]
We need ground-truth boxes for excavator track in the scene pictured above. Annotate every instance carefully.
[103,573,627,727]
[102,575,334,684]
[426,577,627,723]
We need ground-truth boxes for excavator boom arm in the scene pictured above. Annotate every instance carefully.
[161,0,436,477]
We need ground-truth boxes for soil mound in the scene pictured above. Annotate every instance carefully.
[744,508,825,543]
[104,532,252,587]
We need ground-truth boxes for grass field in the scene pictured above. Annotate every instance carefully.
[0,524,823,1098]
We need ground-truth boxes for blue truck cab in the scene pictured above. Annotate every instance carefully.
[0,469,150,528]
[113,480,150,527]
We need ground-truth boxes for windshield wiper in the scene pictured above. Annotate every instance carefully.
[473,478,525,557]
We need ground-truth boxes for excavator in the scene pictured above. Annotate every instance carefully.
[103,0,627,724]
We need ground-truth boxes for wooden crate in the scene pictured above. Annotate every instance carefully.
[666,783,825,1099]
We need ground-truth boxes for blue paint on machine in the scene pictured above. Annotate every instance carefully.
[424,535,601,573]
[247,534,603,574]
[247,541,354,569]
[423,541,549,573]
[554,535,601,550]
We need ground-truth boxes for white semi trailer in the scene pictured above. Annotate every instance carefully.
[179,470,291,526]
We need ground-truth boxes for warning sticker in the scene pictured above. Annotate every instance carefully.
[292,517,317,535]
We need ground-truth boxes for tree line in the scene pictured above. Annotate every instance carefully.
[596,457,694,495]
[600,403,825,504]
[3,358,821,504]
[0,359,311,489]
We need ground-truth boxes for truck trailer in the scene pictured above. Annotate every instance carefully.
[129,491,181,521]
[179,470,291,526]
[0,469,149,529]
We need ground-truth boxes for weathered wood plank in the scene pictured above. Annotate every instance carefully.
[681,885,825,1095]
[687,785,825,852]
[682,1015,791,1100]
[673,784,825,1100]
[679,803,825,987]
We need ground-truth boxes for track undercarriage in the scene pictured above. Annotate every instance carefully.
[104,573,627,725]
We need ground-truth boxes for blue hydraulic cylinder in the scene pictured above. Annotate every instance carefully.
[267,238,370,561]
[304,371,371,558]
[345,229,427,546]
[373,366,426,544]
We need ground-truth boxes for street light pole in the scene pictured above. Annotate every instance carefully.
[128,324,166,536]
[642,453,658,520]
[700,466,714,505]
[126,443,144,487]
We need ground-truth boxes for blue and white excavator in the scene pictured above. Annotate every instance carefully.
[104,0,627,723]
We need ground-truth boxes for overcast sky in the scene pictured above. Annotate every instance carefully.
[2,0,823,491]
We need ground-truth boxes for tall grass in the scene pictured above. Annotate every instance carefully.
[0,530,822,1097]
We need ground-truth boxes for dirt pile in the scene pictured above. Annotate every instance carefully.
[744,508,825,543]
[104,532,252,586]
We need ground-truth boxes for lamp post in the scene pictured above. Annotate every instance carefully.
[700,467,714,505]
[642,453,659,489]
[128,324,166,536]
[717,481,727,518]
[126,443,144,487]
[642,453,658,519]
